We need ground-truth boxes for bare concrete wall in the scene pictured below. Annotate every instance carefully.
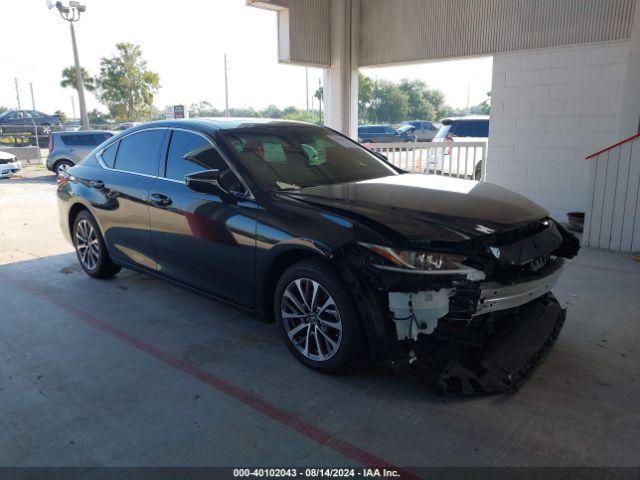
[487,42,629,220]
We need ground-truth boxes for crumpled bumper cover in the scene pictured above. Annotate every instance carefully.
[416,293,566,395]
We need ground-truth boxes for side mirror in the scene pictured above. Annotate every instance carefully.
[184,169,228,196]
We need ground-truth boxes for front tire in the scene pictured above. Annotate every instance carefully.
[73,210,121,279]
[275,259,362,373]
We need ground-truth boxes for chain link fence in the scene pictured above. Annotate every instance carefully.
[0,120,117,164]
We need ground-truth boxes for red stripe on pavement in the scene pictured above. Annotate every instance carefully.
[3,275,418,479]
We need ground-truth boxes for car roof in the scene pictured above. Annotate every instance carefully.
[124,117,320,133]
[441,115,490,124]
[359,124,392,128]
[52,130,113,136]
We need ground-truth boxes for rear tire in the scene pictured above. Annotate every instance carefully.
[73,210,121,279]
[275,258,362,373]
[55,160,74,176]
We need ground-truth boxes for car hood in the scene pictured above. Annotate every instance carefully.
[0,151,17,161]
[282,174,548,243]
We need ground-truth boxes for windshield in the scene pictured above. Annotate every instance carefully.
[220,125,398,190]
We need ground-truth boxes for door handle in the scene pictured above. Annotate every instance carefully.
[90,180,105,189]
[150,193,172,207]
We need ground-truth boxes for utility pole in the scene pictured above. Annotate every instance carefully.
[465,82,472,115]
[318,78,323,124]
[49,1,89,130]
[305,67,309,111]
[15,78,21,109]
[224,53,230,117]
[30,82,36,110]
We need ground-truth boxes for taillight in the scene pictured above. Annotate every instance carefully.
[444,134,453,155]
[57,172,70,186]
[48,135,54,151]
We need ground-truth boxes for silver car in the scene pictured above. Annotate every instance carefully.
[47,131,114,175]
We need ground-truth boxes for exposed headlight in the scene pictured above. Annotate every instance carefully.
[359,242,485,280]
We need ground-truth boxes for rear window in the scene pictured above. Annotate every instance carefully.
[447,120,489,138]
[62,133,113,147]
[100,142,118,168]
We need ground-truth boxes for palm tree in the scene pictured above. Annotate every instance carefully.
[60,66,96,93]
[314,86,323,124]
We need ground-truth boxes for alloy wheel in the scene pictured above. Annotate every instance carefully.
[281,278,342,361]
[56,163,71,175]
[75,219,100,271]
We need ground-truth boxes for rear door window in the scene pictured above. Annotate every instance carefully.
[114,129,165,176]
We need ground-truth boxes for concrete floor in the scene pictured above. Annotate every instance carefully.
[1,166,639,469]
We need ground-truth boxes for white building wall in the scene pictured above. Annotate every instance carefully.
[488,42,629,220]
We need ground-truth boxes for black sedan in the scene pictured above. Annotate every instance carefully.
[57,118,579,394]
[0,110,61,146]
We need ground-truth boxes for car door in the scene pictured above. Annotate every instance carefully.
[92,128,167,271]
[1,111,24,135]
[358,127,371,142]
[370,126,383,142]
[382,126,397,142]
[148,128,257,307]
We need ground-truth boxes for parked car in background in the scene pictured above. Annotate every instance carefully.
[118,121,142,130]
[0,110,61,135]
[0,110,61,147]
[47,131,114,175]
[0,150,22,178]
[358,124,416,143]
[402,121,441,142]
[430,115,490,178]
[89,117,114,130]
[57,118,579,394]
[61,119,81,132]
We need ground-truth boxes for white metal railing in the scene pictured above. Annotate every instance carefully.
[583,133,640,252]
[365,141,487,180]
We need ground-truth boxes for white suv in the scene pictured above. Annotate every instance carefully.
[430,116,489,179]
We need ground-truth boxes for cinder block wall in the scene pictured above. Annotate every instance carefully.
[487,42,628,221]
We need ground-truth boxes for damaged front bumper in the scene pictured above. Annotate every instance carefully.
[338,219,578,395]
[419,293,566,394]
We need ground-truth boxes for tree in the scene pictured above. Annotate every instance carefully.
[0,105,7,115]
[262,105,283,118]
[398,79,436,121]
[54,110,67,123]
[88,108,110,122]
[477,91,491,115]
[314,86,323,123]
[370,80,408,123]
[96,43,160,122]
[358,74,374,123]
[60,66,96,93]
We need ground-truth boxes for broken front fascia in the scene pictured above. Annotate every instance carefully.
[357,239,567,343]
[357,241,487,342]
